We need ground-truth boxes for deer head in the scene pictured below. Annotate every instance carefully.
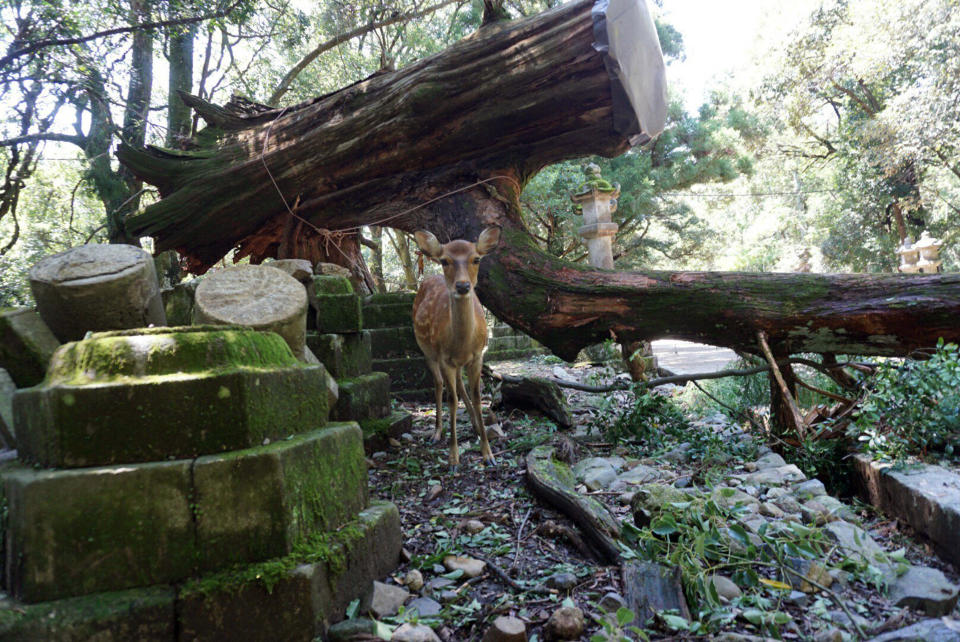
[414,227,501,298]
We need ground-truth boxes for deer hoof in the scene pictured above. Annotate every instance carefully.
[483,455,498,468]
[449,463,459,474]
[430,431,443,443]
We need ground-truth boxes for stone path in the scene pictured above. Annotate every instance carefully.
[652,339,737,375]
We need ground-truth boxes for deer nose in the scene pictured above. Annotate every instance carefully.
[455,281,471,295]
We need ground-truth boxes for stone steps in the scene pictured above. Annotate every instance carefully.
[0,501,401,642]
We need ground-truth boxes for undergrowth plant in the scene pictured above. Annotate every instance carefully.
[850,339,960,463]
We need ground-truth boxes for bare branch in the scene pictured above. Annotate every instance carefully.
[0,0,246,70]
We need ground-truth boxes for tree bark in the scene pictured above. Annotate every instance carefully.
[117,0,960,360]
[166,22,195,147]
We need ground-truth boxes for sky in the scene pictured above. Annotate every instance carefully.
[658,0,820,108]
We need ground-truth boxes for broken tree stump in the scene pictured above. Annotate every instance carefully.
[193,265,308,360]
[621,560,691,626]
[495,375,573,430]
[28,244,166,342]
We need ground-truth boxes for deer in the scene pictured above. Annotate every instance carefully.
[413,227,501,471]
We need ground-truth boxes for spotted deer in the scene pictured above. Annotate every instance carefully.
[412,227,501,470]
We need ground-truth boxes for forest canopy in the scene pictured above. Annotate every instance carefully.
[1,0,958,305]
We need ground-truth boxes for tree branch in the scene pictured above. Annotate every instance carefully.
[0,132,84,148]
[268,0,463,105]
[0,1,245,70]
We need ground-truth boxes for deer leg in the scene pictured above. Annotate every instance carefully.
[441,364,460,471]
[466,358,495,466]
[427,359,444,443]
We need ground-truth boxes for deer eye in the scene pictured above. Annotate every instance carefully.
[473,257,481,264]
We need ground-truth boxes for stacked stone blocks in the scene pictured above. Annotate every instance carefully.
[0,325,400,640]
[308,277,411,448]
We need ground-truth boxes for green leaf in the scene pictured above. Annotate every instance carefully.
[616,607,635,627]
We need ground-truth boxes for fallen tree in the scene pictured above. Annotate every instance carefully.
[118,0,960,362]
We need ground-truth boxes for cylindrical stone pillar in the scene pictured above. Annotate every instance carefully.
[193,264,308,360]
[29,244,166,342]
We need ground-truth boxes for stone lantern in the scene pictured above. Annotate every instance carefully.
[571,163,620,270]
[896,236,921,273]
[915,231,943,273]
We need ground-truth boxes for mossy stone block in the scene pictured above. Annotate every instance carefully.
[368,327,419,358]
[0,308,59,388]
[177,501,400,641]
[363,292,415,306]
[332,373,391,422]
[360,302,413,329]
[3,461,195,603]
[372,356,433,392]
[194,423,369,572]
[0,586,175,641]
[14,327,333,467]
[314,294,363,334]
[360,410,413,453]
[306,332,371,378]
[312,275,353,295]
[161,280,198,327]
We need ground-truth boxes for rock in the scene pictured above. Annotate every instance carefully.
[464,519,485,534]
[631,483,694,526]
[443,555,486,578]
[765,487,788,499]
[743,461,758,472]
[662,442,693,463]
[760,502,785,518]
[267,258,313,282]
[707,574,741,603]
[425,483,443,502]
[785,590,809,607]
[0,308,60,387]
[404,569,424,591]
[773,494,803,514]
[711,487,761,512]
[328,617,376,641]
[609,464,661,492]
[816,495,858,522]
[674,475,692,488]
[363,581,410,618]
[425,577,454,592]
[486,423,506,441]
[743,464,806,485]
[482,616,528,642]
[544,606,584,640]
[741,484,760,497]
[755,452,787,470]
[598,591,627,613]
[314,261,353,278]
[783,558,832,593]
[827,609,872,633]
[618,491,635,504]
[801,499,834,525]
[887,565,960,616]
[573,457,619,490]
[868,618,960,642]
[438,590,458,603]
[545,572,578,592]
[194,264,308,360]
[823,521,888,568]
[792,478,827,499]
[392,623,442,642]
[29,244,166,342]
[814,629,843,642]
[406,596,443,617]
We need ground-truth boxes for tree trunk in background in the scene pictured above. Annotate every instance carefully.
[166,22,195,148]
[388,229,419,291]
[368,226,386,293]
[118,0,960,360]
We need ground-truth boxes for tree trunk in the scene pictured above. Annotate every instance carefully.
[117,0,960,360]
[166,22,195,147]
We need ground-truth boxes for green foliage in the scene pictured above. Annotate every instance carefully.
[850,340,960,463]
[606,387,690,443]
[683,358,769,423]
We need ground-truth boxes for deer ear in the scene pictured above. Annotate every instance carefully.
[476,226,501,255]
[414,230,443,259]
